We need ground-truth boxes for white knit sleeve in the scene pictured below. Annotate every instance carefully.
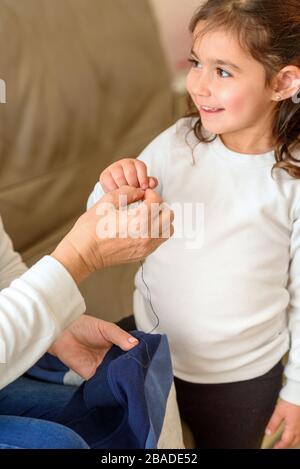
[0,218,86,389]
[280,203,300,405]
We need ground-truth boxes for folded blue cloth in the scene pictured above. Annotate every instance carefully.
[27,331,181,449]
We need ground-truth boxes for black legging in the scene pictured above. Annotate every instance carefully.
[116,315,283,449]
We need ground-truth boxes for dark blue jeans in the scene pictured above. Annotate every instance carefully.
[0,376,89,449]
[117,315,284,449]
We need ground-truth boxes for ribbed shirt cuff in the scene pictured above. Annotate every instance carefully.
[280,379,300,406]
[19,255,86,330]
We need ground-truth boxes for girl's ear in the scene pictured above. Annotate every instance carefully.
[272,66,300,102]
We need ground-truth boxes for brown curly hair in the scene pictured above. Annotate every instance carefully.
[184,0,300,178]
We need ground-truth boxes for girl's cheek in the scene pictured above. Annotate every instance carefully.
[221,92,247,114]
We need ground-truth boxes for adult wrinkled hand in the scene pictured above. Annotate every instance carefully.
[48,314,139,380]
[51,186,174,284]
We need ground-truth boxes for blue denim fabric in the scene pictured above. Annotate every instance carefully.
[0,376,89,449]
[0,331,173,449]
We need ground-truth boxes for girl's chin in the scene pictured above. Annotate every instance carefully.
[201,121,228,134]
[199,116,237,135]
[198,110,250,134]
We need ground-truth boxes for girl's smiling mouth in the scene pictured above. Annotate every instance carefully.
[199,105,225,115]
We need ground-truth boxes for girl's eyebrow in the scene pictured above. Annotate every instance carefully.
[190,49,242,72]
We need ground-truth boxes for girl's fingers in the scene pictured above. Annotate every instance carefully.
[265,410,283,437]
[148,177,158,189]
[273,424,296,449]
[290,435,300,448]
[100,159,156,192]
[122,161,140,188]
[110,165,128,188]
[100,171,119,192]
[135,160,150,189]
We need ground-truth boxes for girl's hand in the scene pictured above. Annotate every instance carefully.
[100,158,158,192]
[265,399,300,448]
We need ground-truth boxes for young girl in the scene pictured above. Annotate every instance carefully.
[87,0,300,449]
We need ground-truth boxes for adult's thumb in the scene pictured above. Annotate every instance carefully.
[101,186,145,209]
[143,188,162,205]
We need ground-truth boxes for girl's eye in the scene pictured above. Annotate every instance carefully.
[188,58,232,78]
[217,68,232,78]
[188,58,202,69]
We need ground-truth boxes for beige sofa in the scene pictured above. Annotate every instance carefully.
[0,0,176,321]
[0,0,192,448]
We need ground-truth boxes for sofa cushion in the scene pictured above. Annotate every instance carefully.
[0,0,173,257]
[0,0,174,316]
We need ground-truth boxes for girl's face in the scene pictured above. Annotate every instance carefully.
[186,22,276,141]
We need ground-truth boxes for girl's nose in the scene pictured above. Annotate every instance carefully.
[190,73,211,97]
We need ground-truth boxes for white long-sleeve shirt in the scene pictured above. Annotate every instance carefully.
[88,117,300,405]
[0,217,85,389]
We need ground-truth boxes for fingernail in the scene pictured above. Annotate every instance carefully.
[265,428,272,436]
[128,337,138,344]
